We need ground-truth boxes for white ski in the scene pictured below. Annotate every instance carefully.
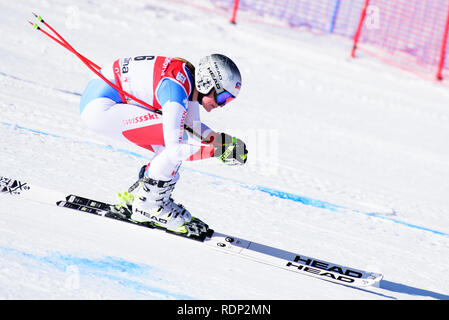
[1,175,383,287]
[204,233,382,287]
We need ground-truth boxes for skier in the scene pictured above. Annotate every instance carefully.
[79,54,247,235]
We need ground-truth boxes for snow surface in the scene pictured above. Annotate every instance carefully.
[1,0,449,300]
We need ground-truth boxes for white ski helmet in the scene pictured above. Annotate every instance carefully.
[195,54,242,104]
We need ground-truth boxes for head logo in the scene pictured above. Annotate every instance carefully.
[207,67,221,89]
[214,62,223,80]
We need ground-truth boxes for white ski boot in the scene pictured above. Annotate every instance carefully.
[130,176,193,233]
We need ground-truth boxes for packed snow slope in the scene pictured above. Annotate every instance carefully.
[1,0,449,300]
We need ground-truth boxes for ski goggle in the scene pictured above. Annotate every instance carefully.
[215,90,235,106]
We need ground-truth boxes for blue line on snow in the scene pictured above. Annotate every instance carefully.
[0,245,192,299]
[186,167,343,212]
[1,121,448,238]
[186,168,449,237]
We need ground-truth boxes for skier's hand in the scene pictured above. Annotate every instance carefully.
[212,132,248,165]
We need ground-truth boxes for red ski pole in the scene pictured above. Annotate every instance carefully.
[29,13,162,113]
[28,20,101,73]
[31,13,101,70]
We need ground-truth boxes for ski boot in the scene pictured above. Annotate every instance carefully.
[131,176,192,232]
[114,165,210,238]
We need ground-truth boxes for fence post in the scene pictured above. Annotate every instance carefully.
[436,3,449,80]
[329,0,341,33]
[230,0,240,24]
[351,0,370,58]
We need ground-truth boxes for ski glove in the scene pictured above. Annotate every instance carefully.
[213,132,248,165]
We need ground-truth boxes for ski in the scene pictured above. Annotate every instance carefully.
[52,195,385,287]
[0,176,31,194]
[56,195,214,242]
[1,176,383,287]
[61,194,111,212]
